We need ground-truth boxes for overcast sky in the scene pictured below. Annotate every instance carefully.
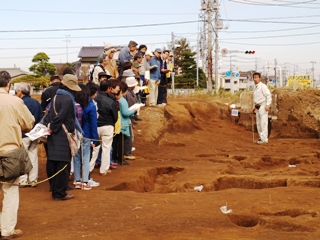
[1,0,320,79]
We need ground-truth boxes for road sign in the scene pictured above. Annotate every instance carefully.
[234,72,240,78]
[221,48,228,57]
[226,71,231,77]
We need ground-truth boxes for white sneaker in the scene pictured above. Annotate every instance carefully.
[88,178,100,187]
[132,147,136,152]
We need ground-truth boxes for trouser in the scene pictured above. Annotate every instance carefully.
[124,125,133,156]
[20,137,39,183]
[112,133,124,164]
[139,75,147,104]
[44,143,53,190]
[255,104,269,142]
[90,125,114,174]
[0,178,19,237]
[73,139,91,183]
[157,85,167,104]
[149,79,159,105]
[47,161,69,199]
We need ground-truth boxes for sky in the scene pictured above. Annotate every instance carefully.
[1,0,320,81]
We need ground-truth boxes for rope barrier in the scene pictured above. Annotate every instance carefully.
[0,163,68,187]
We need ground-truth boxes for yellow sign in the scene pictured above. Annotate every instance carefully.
[287,75,311,86]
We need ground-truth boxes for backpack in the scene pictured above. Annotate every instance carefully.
[89,64,106,82]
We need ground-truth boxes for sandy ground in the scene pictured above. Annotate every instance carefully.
[11,90,320,239]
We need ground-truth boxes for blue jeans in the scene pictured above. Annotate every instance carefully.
[73,139,91,183]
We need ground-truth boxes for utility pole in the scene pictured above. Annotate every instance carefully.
[214,2,219,92]
[207,1,213,91]
[255,58,258,72]
[311,61,316,88]
[171,32,175,95]
[274,58,277,87]
[63,35,70,63]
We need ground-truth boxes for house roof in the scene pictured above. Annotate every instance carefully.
[78,45,125,59]
[0,68,30,78]
[78,46,104,58]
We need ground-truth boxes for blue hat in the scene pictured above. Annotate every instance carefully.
[154,48,162,53]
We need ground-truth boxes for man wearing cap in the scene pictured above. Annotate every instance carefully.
[121,69,135,82]
[132,62,141,82]
[43,74,83,201]
[139,51,153,104]
[148,48,162,106]
[0,71,34,240]
[124,77,140,160]
[118,40,138,72]
[98,72,111,82]
[41,74,61,111]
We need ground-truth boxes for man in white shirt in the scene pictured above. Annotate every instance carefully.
[252,72,272,144]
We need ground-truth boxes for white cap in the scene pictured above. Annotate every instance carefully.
[145,51,154,57]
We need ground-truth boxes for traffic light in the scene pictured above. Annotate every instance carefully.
[245,50,255,54]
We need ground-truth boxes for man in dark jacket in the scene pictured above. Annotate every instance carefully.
[15,82,43,187]
[90,80,118,175]
[40,74,61,111]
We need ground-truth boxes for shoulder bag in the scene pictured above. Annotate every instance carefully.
[53,96,80,157]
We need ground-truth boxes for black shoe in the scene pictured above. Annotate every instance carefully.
[118,161,130,166]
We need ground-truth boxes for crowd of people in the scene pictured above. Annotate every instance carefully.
[0,41,175,239]
[0,40,271,238]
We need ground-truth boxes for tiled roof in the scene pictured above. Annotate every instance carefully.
[0,68,30,78]
[78,46,104,58]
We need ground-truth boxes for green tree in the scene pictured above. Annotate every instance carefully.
[172,38,192,71]
[11,75,50,89]
[168,38,206,89]
[29,52,56,76]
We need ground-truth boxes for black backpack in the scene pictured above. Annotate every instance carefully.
[89,64,106,82]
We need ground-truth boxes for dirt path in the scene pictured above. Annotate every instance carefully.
[14,97,320,240]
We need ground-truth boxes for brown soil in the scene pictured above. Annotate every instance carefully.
[16,90,320,239]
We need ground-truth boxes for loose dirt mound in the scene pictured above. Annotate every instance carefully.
[272,89,320,138]
[140,101,229,143]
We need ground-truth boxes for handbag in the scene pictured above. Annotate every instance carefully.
[114,111,121,135]
[53,96,80,157]
[0,145,33,181]
[61,125,80,157]
[143,84,150,95]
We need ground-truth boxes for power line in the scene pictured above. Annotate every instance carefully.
[221,19,320,25]
[228,0,320,9]
[0,52,79,59]
[220,40,320,46]
[0,32,197,41]
[0,8,198,15]
[221,31,320,40]
[0,21,199,33]
[221,24,320,33]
